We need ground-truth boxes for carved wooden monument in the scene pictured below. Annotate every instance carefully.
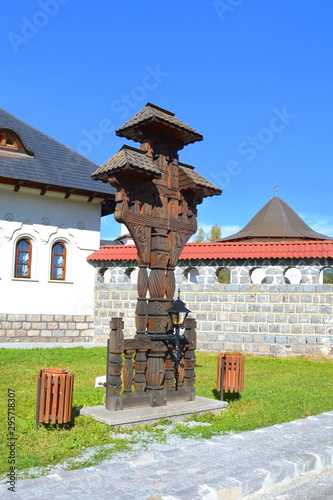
[92,103,221,409]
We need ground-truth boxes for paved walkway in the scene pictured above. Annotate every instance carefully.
[1,411,333,499]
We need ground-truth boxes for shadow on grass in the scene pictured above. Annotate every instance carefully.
[36,408,79,431]
[212,389,242,402]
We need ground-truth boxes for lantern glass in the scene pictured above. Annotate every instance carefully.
[169,310,188,328]
[166,290,191,330]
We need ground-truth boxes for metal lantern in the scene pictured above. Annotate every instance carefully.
[166,288,191,369]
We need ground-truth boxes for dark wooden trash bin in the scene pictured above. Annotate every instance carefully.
[36,368,74,428]
[217,353,244,399]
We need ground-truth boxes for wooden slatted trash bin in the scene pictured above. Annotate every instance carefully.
[217,353,244,401]
[36,368,74,429]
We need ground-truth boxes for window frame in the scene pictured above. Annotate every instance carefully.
[50,242,67,281]
[14,238,32,278]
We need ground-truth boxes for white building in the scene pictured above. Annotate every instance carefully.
[0,107,115,342]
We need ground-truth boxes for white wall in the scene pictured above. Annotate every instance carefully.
[0,185,101,315]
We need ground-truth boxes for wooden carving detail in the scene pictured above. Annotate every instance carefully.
[100,105,221,407]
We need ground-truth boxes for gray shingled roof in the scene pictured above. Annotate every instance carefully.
[0,107,115,196]
[220,197,332,241]
[92,145,161,180]
[116,103,203,145]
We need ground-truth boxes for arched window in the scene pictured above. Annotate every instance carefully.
[216,267,231,284]
[250,267,266,284]
[284,267,302,284]
[15,239,32,278]
[183,266,199,284]
[322,267,333,284]
[50,242,66,280]
[0,132,18,150]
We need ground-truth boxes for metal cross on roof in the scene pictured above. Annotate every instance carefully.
[272,180,281,195]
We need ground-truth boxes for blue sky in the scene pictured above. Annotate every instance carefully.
[2,1,333,240]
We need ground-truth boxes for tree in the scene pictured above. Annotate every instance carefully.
[194,224,222,243]
[208,224,222,242]
[194,227,206,243]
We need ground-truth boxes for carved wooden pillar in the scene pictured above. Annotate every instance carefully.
[106,318,124,411]
[183,318,196,401]
[92,103,222,407]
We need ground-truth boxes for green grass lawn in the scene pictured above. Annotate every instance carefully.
[1,347,333,478]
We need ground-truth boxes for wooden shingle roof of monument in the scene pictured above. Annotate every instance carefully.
[91,145,161,181]
[116,103,203,145]
[219,197,332,242]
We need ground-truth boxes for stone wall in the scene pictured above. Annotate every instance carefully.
[94,282,333,356]
[0,314,94,343]
[94,257,333,287]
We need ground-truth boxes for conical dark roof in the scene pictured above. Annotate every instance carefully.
[220,197,332,242]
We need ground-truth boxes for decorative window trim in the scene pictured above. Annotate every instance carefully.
[14,238,32,278]
[50,242,67,281]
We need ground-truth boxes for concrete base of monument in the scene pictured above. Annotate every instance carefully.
[79,396,228,428]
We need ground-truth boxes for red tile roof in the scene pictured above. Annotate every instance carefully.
[88,240,333,262]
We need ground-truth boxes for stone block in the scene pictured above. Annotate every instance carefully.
[275,335,287,344]
[261,304,272,313]
[197,294,209,302]
[245,294,256,302]
[275,315,287,323]
[32,322,47,330]
[217,313,228,321]
[248,304,261,312]
[41,315,54,321]
[40,330,52,337]
[269,294,281,303]
[243,314,254,322]
[291,326,302,334]
[8,314,26,321]
[27,330,39,336]
[224,324,237,332]
[305,305,318,314]
[306,336,317,345]
[257,294,268,302]
[299,315,310,323]
[269,325,281,333]
[255,314,266,322]
[320,305,332,314]
[222,303,236,312]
